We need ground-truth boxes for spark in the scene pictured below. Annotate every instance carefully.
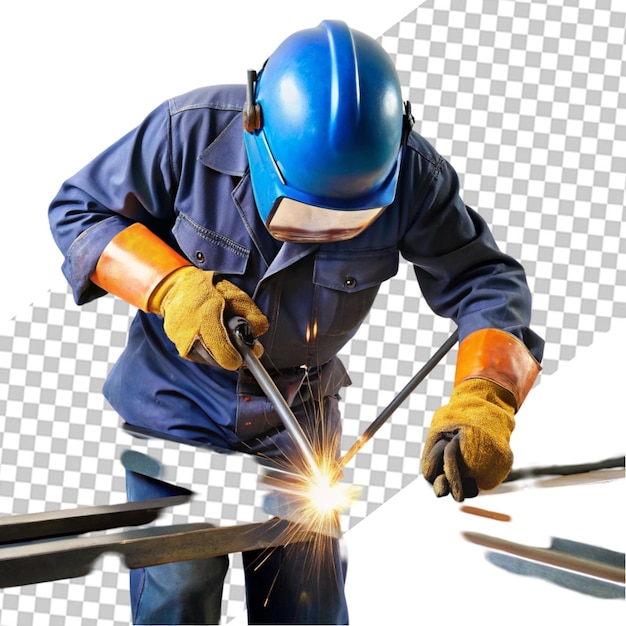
[305,455,361,514]
[305,321,318,343]
[260,451,362,539]
[247,315,362,610]
[254,451,361,610]
[307,473,353,514]
[256,317,362,533]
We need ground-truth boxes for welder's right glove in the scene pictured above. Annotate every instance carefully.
[421,328,541,502]
[91,222,268,370]
[148,266,268,369]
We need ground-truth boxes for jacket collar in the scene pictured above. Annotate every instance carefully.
[197,109,320,275]
[198,112,248,176]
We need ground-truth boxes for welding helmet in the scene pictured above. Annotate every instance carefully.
[243,20,409,243]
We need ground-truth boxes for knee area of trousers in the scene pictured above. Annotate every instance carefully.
[166,556,230,594]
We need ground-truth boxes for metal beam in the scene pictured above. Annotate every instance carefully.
[0,518,322,588]
[0,494,191,545]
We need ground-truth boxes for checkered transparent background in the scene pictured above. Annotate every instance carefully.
[1,0,625,623]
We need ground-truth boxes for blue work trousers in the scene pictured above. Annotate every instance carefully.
[126,397,348,624]
[125,460,348,623]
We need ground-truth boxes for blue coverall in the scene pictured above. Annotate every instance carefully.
[49,84,544,624]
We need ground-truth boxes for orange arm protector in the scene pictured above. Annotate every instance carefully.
[90,223,192,311]
[455,328,542,410]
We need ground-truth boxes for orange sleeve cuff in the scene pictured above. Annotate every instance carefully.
[90,223,192,311]
[455,328,542,409]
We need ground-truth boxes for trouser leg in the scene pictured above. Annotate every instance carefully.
[242,537,349,625]
[242,393,349,624]
[125,470,229,625]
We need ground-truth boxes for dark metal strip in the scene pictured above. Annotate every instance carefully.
[0,518,319,588]
[0,494,190,545]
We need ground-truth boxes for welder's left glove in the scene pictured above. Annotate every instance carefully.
[421,328,541,502]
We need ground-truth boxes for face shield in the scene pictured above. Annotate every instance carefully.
[267,199,385,243]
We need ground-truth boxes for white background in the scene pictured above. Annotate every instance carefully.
[0,0,419,324]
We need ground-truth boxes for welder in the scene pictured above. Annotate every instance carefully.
[49,19,543,625]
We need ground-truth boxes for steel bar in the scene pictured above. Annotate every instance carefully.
[463,531,625,585]
[0,518,321,588]
[505,456,625,482]
[338,328,459,470]
[0,495,190,546]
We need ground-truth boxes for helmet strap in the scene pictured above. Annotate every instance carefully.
[243,70,262,133]
[401,100,415,144]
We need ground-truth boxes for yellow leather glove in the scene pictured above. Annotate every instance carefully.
[148,266,268,369]
[91,223,268,370]
[421,379,516,501]
[421,328,541,502]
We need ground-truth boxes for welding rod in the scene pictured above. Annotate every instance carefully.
[338,328,459,470]
[228,319,319,476]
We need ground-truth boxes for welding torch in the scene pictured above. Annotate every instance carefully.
[227,317,320,478]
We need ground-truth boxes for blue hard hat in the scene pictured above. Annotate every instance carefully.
[243,20,407,242]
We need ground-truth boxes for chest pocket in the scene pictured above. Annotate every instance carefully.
[172,211,250,274]
[312,247,399,337]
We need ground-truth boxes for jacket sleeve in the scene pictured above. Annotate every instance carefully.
[399,134,544,363]
[48,100,178,305]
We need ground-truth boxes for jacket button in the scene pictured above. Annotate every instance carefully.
[195,251,205,263]
[344,276,357,288]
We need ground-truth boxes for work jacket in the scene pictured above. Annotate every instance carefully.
[49,84,544,453]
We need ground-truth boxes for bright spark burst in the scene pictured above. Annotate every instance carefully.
[256,317,363,534]
[261,452,362,540]
[307,473,353,514]
[245,315,365,611]
[304,455,361,514]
